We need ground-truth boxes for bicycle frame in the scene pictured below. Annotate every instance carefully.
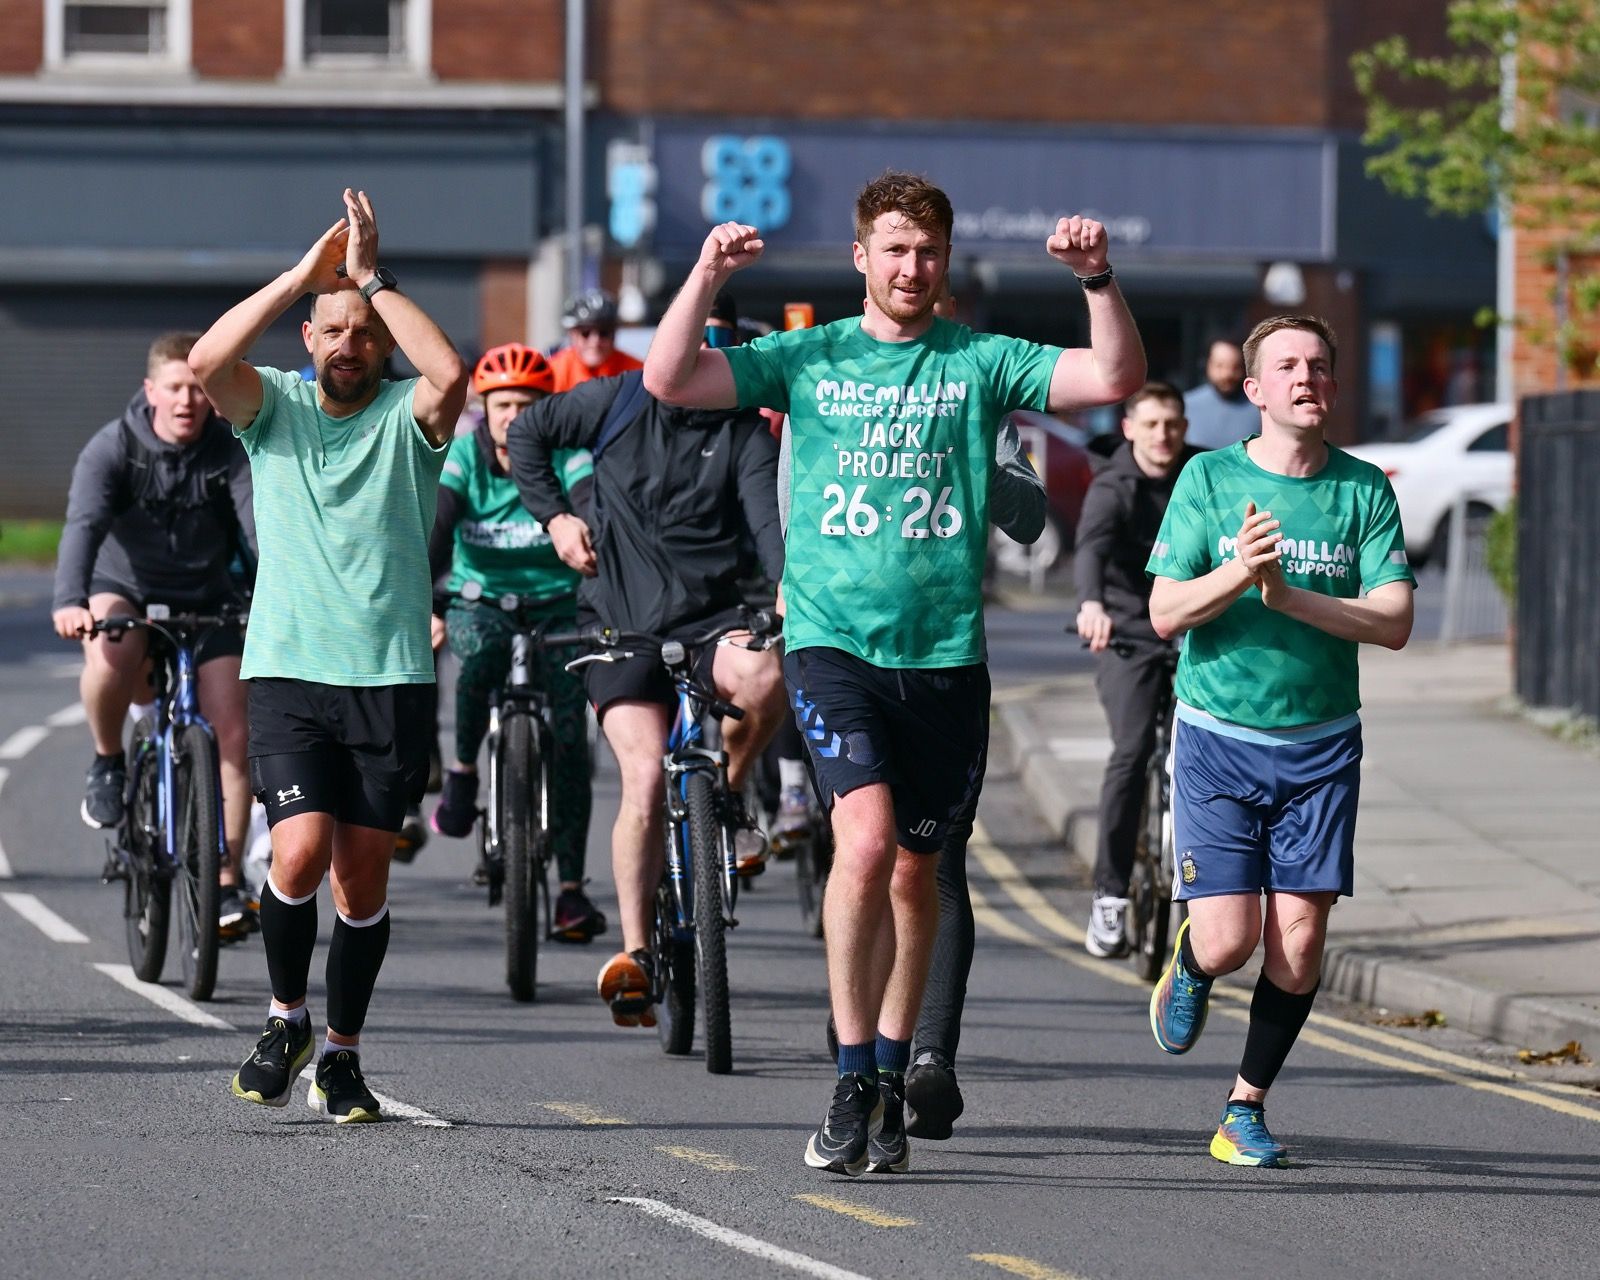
[662,669,736,933]
[482,625,555,879]
[120,614,226,880]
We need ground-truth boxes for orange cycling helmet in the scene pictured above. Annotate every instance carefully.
[472,343,555,396]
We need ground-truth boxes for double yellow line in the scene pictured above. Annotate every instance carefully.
[967,819,1600,1125]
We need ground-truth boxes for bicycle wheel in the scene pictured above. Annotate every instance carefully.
[686,772,732,1074]
[795,820,831,940]
[654,880,696,1055]
[122,727,170,982]
[500,712,540,1002]
[174,724,221,1001]
[1131,762,1170,984]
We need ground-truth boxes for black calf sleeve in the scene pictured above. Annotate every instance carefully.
[1237,973,1320,1093]
[326,907,391,1037]
[259,879,318,1005]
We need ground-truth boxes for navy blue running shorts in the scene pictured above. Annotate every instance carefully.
[1170,709,1362,900]
[782,646,989,855]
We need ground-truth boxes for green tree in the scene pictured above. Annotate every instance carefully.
[1353,1,1600,371]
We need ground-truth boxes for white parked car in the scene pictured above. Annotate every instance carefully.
[1344,403,1512,567]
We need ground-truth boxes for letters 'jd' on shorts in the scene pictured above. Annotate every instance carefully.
[783,645,989,855]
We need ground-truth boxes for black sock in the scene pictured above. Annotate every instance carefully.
[1179,928,1212,980]
[96,750,125,766]
[326,907,391,1038]
[1237,973,1319,1093]
[259,879,318,1006]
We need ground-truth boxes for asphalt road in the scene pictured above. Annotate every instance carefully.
[2,585,1596,1280]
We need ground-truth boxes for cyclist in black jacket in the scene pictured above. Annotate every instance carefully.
[52,331,257,931]
[507,297,786,1028]
[1073,380,1201,958]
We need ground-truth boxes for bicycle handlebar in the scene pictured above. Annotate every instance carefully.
[89,606,247,644]
[541,607,779,656]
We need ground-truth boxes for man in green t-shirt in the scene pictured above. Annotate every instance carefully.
[645,170,1146,1178]
[189,189,469,1124]
[1144,314,1415,1169]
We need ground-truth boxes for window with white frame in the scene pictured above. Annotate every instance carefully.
[46,0,191,68]
[286,0,430,73]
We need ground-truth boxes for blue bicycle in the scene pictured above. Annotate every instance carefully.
[93,605,244,1001]
[558,609,778,1075]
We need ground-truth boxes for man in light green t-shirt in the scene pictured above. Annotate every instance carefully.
[1143,314,1415,1170]
[189,188,468,1125]
[645,170,1146,1180]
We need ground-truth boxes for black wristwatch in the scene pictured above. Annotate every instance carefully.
[359,267,398,301]
[1075,265,1116,291]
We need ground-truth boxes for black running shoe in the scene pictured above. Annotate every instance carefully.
[308,1049,382,1124]
[867,1073,911,1173]
[552,886,606,943]
[231,1014,314,1108]
[393,807,428,864]
[217,885,247,934]
[81,754,126,830]
[905,1051,964,1141]
[803,1072,883,1176]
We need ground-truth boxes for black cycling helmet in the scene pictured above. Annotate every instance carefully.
[562,289,620,330]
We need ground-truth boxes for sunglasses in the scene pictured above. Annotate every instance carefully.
[572,325,615,340]
[703,324,737,349]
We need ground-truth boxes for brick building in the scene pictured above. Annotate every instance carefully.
[0,0,1494,515]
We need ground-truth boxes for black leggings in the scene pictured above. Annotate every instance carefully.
[914,804,979,1064]
[445,601,592,885]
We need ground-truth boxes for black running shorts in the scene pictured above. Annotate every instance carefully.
[247,677,432,832]
[581,608,738,715]
[782,646,990,855]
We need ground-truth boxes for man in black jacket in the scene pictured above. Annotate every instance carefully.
[1074,380,1200,958]
[507,304,786,1028]
[52,331,257,930]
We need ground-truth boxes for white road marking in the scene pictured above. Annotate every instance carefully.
[0,767,13,878]
[296,1066,452,1128]
[3,891,90,943]
[1044,736,1111,763]
[608,1197,874,1280]
[46,703,89,728]
[0,725,49,760]
[91,963,234,1028]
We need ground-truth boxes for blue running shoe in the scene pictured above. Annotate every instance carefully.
[1149,917,1212,1054]
[1210,1101,1288,1167]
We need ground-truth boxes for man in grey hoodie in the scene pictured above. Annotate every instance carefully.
[52,331,256,930]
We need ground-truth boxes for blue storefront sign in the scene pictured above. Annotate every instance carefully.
[645,119,1334,264]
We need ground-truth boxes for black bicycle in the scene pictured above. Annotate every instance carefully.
[559,609,778,1075]
[448,584,571,1003]
[93,605,245,1001]
[1117,640,1184,983]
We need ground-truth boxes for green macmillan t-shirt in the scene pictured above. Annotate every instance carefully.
[1146,441,1415,730]
[439,435,592,610]
[726,317,1061,668]
[236,367,448,685]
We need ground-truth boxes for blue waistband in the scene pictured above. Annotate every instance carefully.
[1175,702,1360,747]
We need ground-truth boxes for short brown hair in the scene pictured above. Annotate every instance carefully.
[147,331,199,375]
[854,171,953,247]
[1243,315,1338,379]
[1124,380,1185,418]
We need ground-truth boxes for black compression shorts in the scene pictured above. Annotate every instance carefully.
[247,677,432,832]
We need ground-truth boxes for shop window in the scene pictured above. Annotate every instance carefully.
[46,0,191,68]
[287,0,430,72]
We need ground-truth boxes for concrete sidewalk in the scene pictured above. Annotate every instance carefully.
[993,640,1600,1053]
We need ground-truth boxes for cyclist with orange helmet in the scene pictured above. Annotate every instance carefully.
[427,343,604,941]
